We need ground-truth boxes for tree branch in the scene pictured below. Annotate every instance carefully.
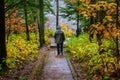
[5,1,21,12]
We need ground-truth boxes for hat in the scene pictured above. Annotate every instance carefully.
[57,26,61,29]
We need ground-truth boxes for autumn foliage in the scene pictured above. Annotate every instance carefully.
[5,10,37,34]
[60,22,73,37]
[70,0,120,40]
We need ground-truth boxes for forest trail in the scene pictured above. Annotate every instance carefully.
[40,38,74,80]
[0,38,75,80]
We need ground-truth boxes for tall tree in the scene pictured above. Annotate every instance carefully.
[116,0,119,56]
[23,0,30,41]
[76,1,80,37]
[89,0,96,42]
[90,0,96,25]
[0,0,7,69]
[56,0,59,29]
[38,0,45,47]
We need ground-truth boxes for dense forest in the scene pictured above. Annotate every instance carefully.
[0,0,120,79]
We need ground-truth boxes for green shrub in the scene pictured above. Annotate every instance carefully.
[45,29,55,37]
[65,33,99,62]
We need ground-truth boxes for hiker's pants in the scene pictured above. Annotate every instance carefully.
[57,43,63,55]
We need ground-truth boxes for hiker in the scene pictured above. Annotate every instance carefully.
[54,26,65,55]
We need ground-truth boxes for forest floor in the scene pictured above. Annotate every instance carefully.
[0,38,87,80]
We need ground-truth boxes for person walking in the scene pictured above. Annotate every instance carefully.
[54,26,65,55]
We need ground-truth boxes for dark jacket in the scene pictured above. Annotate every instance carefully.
[54,29,65,44]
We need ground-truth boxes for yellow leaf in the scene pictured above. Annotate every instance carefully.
[70,0,76,4]
[102,19,107,23]
[92,13,96,18]
[105,16,113,21]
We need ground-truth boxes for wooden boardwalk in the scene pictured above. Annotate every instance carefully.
[40,38,74,80]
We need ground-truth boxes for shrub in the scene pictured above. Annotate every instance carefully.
[6,33,39,68]
[65,33,119,79]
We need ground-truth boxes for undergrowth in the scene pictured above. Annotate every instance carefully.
[65,33,120,79]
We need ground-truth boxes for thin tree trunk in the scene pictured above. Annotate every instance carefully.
[35,0,41,46]
[39,0,45,47]
[0,0,7,69]
[7,17,12,41]
[90,0,96,24]
[24,0,30,41]
[76,1,80,37]
[56,0,59,29]
[116,0,119,56]
[37,9,41,47]
[89,0,96,42]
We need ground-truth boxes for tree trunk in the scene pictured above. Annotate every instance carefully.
[36,0,40,46]
[37,9,41,47]
[56,0,59,29]
[7,17,12,41]
[116,0,119,56]
[90,0,96,24]
[89,0,96,42]
[24,0,30,41]
[39,0,45,47]
[76,1,80,37]
[0,0,7,69]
